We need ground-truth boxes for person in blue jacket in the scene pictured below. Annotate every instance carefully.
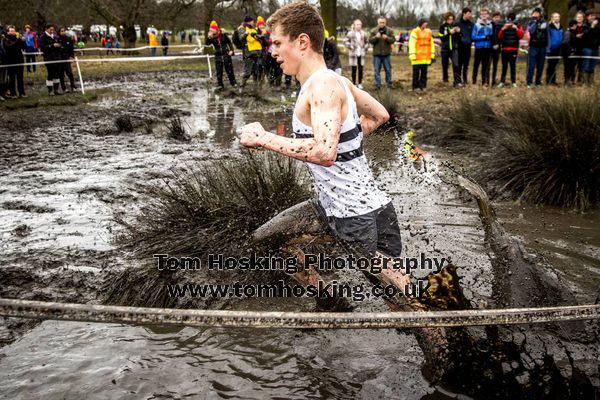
[545,12,563,85]
[471,8,493,85]
[526,7,549,87]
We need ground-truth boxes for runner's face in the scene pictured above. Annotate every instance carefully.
[270,25,300,76]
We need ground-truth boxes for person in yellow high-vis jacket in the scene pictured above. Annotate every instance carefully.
[408,19,435,91]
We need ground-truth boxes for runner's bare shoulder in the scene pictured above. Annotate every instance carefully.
[306,72,347,107]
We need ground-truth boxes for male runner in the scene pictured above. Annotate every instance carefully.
[239,1,410,292]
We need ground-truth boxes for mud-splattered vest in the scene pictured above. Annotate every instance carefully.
[292,69,390,218]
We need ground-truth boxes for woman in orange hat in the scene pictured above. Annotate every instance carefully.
[206,20,238,89]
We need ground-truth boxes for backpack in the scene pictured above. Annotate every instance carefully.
[232,29,243,49]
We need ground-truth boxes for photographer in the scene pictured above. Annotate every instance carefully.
[239,15,263,86]
[497,12,524,87]
[369,16,395,89]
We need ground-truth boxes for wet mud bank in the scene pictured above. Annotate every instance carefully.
[0,71,598,399]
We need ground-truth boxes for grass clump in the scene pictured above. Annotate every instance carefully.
[433,89,599,209]
[106,151,311,307]
[489,89,599,209]
[167,115,191,141]
[116,150,311,259]
[114,115,134,132]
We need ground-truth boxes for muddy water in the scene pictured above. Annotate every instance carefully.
[0,72,597,399]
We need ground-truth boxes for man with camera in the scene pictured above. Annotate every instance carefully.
[369,17,395,90]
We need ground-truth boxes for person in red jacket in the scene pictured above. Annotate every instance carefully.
[497,12,523,87]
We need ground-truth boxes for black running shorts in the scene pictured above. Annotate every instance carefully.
[313,200,403,259]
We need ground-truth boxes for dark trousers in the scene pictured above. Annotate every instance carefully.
[441,49,460,84]
[500,50,518,84]
[26,53,37,72]
[563,52,576,84]
[8,66,25,96]
[526,46,546,85]
[457,43,471,84]
[412,64,429,89]
[60,62,75,91]
[351,56,363,84]
[472,47,492,85]
[243,52,261,83]
[215,55,236,87]
[491,47,501,84]
[546,48,561,84]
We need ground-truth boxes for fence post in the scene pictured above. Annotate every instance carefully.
[206,54,212,78]
[75,57,85,95]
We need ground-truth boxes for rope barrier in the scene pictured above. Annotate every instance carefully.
[0,54,225,69]
[1,298,598,329]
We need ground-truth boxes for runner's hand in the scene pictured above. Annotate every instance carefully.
[240,122,268,148]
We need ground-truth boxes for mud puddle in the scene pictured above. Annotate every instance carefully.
[1,71,597,399]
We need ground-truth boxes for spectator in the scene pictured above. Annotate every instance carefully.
[456,7,474,85]
[572,12,586,83]
[581,9,599,85]
[39,23,62,95]
[238,15,263,86]
[471,8,493,86]
[23,25,38,74]
[526,7,549,87]
[369,16,395,89]
[344,19,369,89]
[180,30,186,43]
[0,29,6,101]
[206,20,237,90]
[408,18,435,91]
[58,26,75,93]
[497,12,523,87]
[188,32,193,43]
[323,30,342,75]
[106,35,114,55]
[438,11,461,86]
[148,30,158,56]
[546,13,564,85]
[161,32,169,56]
[490,11,503,86]
[256,16,270,82]
[562,19,578,86]
[2,26,26,98]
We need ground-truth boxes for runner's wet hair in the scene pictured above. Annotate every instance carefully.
[267,1,324,54]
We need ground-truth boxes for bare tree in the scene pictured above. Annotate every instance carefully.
[84,0,147,48]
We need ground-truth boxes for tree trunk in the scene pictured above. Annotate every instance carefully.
[320,0,337,39]
[123,25,138,49]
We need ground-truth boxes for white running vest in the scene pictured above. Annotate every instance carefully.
[292,69,390,218]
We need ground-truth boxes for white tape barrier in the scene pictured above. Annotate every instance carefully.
[0,54,225,70]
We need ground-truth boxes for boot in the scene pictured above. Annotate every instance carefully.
[53,82,62,95]
[70,78,76,93]
[46,80,54,96]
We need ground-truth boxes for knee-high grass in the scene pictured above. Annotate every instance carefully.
[430,88,599,210]
[104,151,310,307]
